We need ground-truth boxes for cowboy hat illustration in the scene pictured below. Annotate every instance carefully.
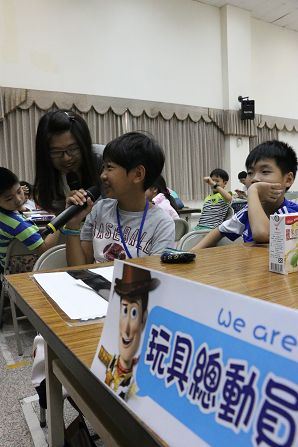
[114,264,160,297]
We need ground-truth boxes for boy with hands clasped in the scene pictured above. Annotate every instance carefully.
[194,168,232,230]
[63,132,175,266]
[192,140,298,250]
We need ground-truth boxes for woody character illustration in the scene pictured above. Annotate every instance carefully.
[98,263,159,401]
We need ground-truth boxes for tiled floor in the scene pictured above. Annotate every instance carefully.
[0,313,102,446]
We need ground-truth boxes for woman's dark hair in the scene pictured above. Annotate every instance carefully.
[34,110,100,212]
[0,167,19,195]
[151,175,178,211]
[103,132,165,190]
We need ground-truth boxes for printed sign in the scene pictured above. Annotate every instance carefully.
[91,260,298,447]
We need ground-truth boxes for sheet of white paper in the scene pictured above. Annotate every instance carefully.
[88,266,114,282]
[33,268,113,320]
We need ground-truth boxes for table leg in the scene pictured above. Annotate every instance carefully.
[45,344,64,447]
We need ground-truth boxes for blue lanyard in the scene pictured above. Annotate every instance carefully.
[116,200,149,258]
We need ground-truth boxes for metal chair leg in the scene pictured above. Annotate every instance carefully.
[40,406,46,428]
[10,298,23,356]
[0,285,6,328]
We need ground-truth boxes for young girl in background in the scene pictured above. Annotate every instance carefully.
[146,175,179,219]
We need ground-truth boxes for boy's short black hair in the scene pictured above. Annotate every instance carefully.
[246,140,297,179]
[103,132,165,190]
[238,171,247,180]
[0,168,19,195]
[210,168,229,182]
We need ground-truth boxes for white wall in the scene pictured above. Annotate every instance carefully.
[251,19,298,119]
[0,0,223,108]
[2,1,298,119]
[221,5,252,110]
[0,0,298,118]
[279,131,298,191]
[1,0,298,197]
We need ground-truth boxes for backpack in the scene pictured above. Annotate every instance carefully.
[64,413,98,447]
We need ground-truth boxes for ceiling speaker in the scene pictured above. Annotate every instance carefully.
[240,99,255,120]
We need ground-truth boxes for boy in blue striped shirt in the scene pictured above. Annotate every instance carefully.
[192,140,298,249]
[0,168,59,273]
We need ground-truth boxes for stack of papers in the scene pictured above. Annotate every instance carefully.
[24,211,56,222]
[33,266,114,320]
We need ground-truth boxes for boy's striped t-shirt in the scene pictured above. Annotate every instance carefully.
[198,192,230,229]
[0,209,43,271]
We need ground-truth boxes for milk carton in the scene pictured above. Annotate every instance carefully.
[269,213,298,274]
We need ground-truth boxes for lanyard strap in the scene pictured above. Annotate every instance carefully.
[116,200,149,258]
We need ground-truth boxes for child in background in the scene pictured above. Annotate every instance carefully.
[19,181,37,211]
[64,132,175,265]
[234,171,250,199]
[169,188,184,209]
[192,140,298,249]
[145,175,179,220]
[193,168,232,230]
[0,168,59,273]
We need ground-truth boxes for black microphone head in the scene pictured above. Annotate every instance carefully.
[86,184,101,202]
[66,172,81,190]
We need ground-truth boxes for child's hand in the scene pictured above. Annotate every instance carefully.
[235,189,247,199]
[65,189,94,227]
[203,176,216,187]
[21,185,29,195]
[248,182,283,203]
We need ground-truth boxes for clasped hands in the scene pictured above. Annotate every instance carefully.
[248,182,283,203]
[203,176,217,188]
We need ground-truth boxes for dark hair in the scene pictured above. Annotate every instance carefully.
[151,175,178,211]
[20,181,33,197]
[34,110,100,212]
[210,168,229,182]
[238,171,247,180]
[246,140,297,179]
[0,168,19,195]
[103,132,165,190]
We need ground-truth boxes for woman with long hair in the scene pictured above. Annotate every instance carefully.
[34,110,104,213]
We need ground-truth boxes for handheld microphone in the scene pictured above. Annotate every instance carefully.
[42,185,101,237]
[66,172,81,190]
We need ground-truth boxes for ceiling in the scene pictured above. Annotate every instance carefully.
[194,0,298,32]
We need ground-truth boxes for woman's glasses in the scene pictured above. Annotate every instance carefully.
[49,147,81,159]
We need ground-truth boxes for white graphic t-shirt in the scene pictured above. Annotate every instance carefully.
[80,199,175,263]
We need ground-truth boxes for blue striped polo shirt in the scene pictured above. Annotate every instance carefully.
[0,208,43,271]
[219,198,298,243]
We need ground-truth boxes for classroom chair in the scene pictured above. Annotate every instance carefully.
[0,239,38,355]
[32,244,67,427]
[174,218,189,242]
[177,230,239,251]
[225,206,234,220]
[32,244,67,271]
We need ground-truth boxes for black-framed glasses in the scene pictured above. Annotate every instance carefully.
[49,147,81,159]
